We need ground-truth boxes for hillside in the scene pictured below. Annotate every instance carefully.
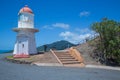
[74,37,108,65]
[37,40,76,51]
[75,42,101,65]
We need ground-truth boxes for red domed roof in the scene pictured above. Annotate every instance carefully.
[19,5,33,14]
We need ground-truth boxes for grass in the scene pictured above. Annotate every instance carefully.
[6,56,14,59]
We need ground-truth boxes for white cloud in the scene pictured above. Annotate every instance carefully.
[60,31,74,40]
[52,23,70,29]
[59,29,96,44]
[79,11,90,17]
[75,28,90,33]
[42,23,70,30]
[42,25,53,30]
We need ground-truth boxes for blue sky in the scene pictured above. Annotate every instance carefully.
[0,0,120,50]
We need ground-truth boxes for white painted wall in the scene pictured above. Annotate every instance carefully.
[13,31,37,55]
[18,12,34,28]
[13,11,38,55]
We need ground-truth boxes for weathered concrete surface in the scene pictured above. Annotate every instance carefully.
[6,52,59,64]
[86,65,120,71]
[0,53,120,80]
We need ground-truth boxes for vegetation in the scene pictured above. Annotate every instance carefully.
[6,56,14,59]
[91,18,120,65]
[37,40,76,51]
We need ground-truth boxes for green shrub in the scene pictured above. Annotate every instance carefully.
[91,18,120,65]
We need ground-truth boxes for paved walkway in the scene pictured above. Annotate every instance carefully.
[86,65,120,71]
[0,53,120,80]
[33,63,120,71]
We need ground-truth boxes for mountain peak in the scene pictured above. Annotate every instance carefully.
[37,40,76,51]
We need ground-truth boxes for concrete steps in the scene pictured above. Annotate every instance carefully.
[54,51,82,65]
[59,57,75,59]
[62,61,81,64]
[60,59,78,61]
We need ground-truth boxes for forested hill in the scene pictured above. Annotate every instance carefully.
[37,40,76,51]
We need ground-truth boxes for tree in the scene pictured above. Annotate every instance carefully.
[91,18,120,65]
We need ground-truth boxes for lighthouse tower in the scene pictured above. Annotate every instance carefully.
[13,5,39,58]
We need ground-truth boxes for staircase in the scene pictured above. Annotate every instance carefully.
[51,50,84,67]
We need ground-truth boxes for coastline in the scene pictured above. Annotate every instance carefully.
[0,50,13,54]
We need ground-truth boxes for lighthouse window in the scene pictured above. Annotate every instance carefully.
[22,44,24,48]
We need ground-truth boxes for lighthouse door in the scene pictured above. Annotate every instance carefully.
[18,37,28,54]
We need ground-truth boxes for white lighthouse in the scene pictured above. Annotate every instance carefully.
[13,5,39,58]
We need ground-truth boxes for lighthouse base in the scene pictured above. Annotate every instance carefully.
[13,54,30,58]
[13,28,38,56]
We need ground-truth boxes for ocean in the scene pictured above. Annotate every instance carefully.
[0,50,11,54]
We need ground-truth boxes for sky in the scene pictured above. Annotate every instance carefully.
[0,0,120,50]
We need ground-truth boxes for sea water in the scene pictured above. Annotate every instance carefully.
[0,50,10,54]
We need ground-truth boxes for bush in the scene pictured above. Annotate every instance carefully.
[91,18,120,65]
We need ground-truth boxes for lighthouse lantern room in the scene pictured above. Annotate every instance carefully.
[13,5,39,58]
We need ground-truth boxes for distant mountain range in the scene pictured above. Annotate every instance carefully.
[37,40,76,51]
[0,40,76,53]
